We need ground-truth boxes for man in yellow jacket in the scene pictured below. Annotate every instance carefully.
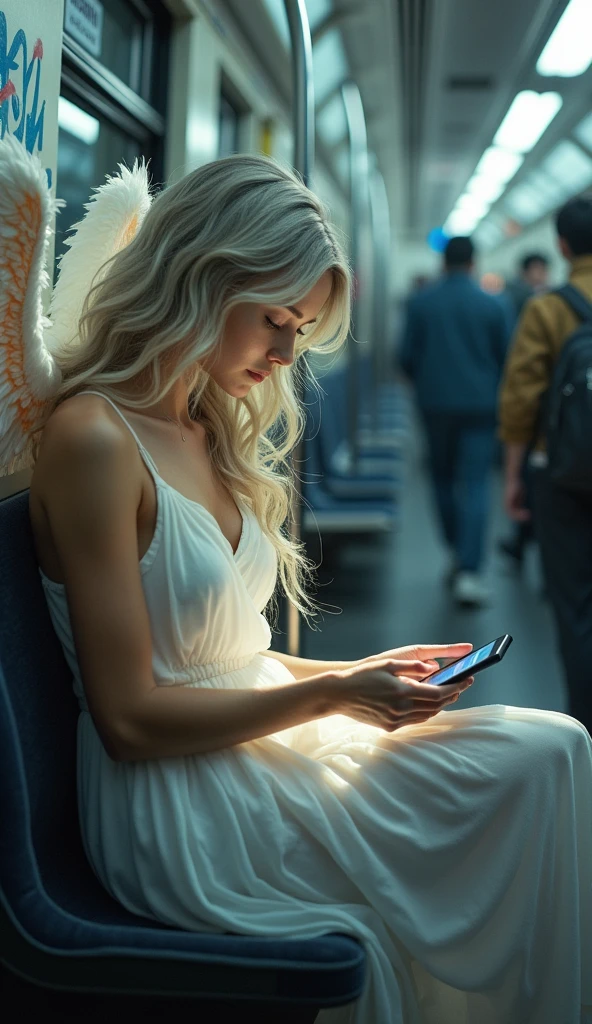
[499,195,592,734]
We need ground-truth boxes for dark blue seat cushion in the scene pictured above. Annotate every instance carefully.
[0,489,365,1004]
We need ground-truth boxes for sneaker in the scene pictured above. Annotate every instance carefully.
[452,571,490,608]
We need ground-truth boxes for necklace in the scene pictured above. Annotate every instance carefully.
[151,414,187,441]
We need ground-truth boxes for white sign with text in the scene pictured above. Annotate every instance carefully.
[64,0,103,58]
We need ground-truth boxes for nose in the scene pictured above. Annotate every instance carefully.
[268,335,296,367]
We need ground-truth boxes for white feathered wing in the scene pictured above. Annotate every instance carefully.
[47,160,152,354]
[0,142,152,477]
[0,134,61,476]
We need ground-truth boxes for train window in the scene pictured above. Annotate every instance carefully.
[55,93,146,265]
[58,0,170,271]
[218,89,241,159]
[98,0,147,94]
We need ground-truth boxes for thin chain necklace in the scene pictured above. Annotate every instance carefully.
[118,402,189,442]
[158,415,187,442]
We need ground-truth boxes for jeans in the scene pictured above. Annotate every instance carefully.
[422,412,497,573]
[531,466,592,733]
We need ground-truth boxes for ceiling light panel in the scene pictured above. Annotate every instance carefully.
[542,139,592,192]
[444,208,480,235]
[474,146,524,185]
[536,0,592,78]
[494,91,563,153]
[466,174,506,204]
[456,193,490,219]
[525,168,570,204]
[503,183,553,224]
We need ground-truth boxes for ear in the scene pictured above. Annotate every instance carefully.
[558,237,573,261]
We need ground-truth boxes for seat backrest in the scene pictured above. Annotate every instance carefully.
[0,489,133,922]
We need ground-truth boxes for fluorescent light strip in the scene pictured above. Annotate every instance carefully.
[542,139,592,192]
[494,91,562,154]
[466,174,506,204]
[474,146,524,184]
[536,0,592,77]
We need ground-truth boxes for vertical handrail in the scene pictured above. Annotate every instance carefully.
[369,165,391,429]
[341,80,369,471]
[283,0,314,657]
[284,0,315,189]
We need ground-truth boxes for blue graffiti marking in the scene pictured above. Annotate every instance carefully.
[0,12,50,185]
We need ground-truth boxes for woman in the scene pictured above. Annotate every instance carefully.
[28,155,592,1023]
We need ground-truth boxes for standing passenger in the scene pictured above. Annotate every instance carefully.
[498,253,550,566]
[399,236,510,607]
[499,196,592,735]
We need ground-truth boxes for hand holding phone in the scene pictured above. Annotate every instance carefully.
[421,635,513,686]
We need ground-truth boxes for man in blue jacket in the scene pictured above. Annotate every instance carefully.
[399,236,510,607]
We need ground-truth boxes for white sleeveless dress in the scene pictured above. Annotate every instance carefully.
[39,391,592,1024]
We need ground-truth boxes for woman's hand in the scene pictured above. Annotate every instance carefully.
[329,658,473,732]
[356,642,473,680]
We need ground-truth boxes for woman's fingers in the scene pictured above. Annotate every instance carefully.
[411,643,473,660]
[381,659,436,677]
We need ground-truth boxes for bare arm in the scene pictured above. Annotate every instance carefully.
[263,650,351,680]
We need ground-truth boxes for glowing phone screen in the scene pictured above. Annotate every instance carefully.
[428,641,497,685]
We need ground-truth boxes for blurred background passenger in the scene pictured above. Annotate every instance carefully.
[505,253,551,325]
[498,252,551,567]
[499,195,592,735]
[399,236,511,608]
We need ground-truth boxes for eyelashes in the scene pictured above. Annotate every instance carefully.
[265,315,305,337]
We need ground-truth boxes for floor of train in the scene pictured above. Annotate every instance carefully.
[302,428,568,716]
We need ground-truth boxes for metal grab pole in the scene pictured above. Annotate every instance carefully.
[369,166,391,432]
[341,81,369,472]
[283,0,314,657]
[284,0,314,189]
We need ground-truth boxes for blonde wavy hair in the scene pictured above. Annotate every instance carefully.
[48,154,352,621]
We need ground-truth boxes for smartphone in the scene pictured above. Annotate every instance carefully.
[421,635,513,686]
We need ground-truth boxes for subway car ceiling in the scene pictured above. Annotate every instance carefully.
[222,0,592,289]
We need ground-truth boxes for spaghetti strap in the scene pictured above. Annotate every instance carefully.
[76,389,160,475]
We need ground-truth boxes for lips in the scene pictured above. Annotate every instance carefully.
[247,370,269,383]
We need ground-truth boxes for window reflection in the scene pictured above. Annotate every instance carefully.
[55,95,142,269]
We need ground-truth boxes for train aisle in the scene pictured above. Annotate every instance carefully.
[305,418,568,717]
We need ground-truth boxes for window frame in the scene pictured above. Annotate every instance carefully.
[61,0,169,181]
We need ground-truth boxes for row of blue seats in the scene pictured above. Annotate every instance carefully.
[301,359,410,535]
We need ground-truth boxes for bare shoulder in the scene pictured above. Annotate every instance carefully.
[32,393,142,510]
[29,393,157,762]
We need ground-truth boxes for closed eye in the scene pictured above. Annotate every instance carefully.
[265,315,305,337]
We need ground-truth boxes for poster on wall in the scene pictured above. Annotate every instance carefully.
[0,0,65,192]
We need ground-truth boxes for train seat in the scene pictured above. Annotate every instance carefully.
[0,489,365,1021]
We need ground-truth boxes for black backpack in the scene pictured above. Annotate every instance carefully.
[546,284,592,492]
